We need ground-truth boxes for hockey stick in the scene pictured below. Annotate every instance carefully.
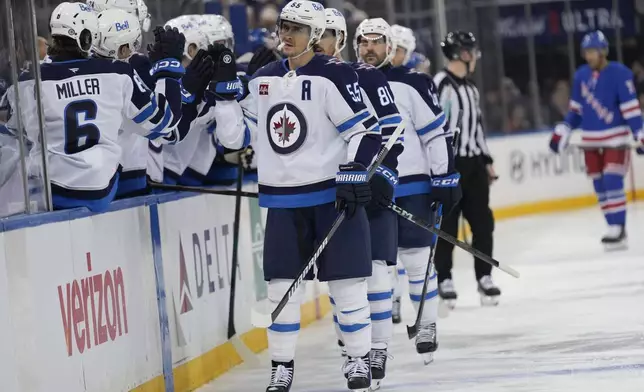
[148,182,259,198]
[226,155,260,366]
[251,121,406,328]
[569,141,641,150]
[406,204,442,339]
[388,202,520,278]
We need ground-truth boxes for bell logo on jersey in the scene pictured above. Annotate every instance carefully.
[266,102,308,154]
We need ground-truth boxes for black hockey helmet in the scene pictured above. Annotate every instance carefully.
[440,31,479,61]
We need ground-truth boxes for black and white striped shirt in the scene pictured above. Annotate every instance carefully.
[433,69,493,163]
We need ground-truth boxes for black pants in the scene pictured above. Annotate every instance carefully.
[434,156,495,283]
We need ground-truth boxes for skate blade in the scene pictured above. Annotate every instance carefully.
[421,352,434,365]
[603,241,628,252]
[480,295,500,306]
[369,379,383,391]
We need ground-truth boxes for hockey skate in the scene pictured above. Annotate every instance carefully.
[415,323,438,365]
[338,339,347,357]
[602,225,628,251]
[369,348,390,391]
[478,275,501,306]
[266,360,294,392]
[391,296,402,324]
[343,354,371,391]
[438,279,457,314]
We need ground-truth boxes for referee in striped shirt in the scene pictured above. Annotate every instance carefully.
[433,31,501,307]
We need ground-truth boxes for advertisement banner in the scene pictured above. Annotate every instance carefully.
[0,234,20,391]
[2,207,163,391]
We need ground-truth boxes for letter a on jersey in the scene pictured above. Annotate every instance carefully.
[266,102,308,154]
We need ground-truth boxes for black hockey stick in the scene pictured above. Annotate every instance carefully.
[387,203,520,278]
[406,203,442,339]
[251,121,406,328]
[225,155,259,365]
[148,182,259,198]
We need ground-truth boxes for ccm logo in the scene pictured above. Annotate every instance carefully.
[153,60,181,72]
[431,177,459,187]
[377,166,398,185]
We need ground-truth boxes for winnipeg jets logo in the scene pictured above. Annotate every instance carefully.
[266,102,307,154]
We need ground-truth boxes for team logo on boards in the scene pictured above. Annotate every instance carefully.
[266,102,308,154]
[177,239,194,314]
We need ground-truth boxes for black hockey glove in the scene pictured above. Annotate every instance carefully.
[182,49,214,102]
[336,162,371,219]
[247,46,279,77]
[367,165,397,211]
[208,43,242,101]
[429,172,462,215]
[148,26,186,79]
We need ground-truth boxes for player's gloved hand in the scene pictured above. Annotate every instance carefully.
[148,26,186,79]
[182,49,214,102]
[247,46,279,77]
[429,172,462,215]
[635,130,644,155]
[367,165,397,211]
[209,43,242,101]
[549,123,571,154]
[336,162,371,219]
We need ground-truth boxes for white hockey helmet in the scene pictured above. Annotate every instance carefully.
[354,17,396,68]
[50,2,99,53]
[201,14,235,49]
[391,24,416,65]
[182,29,210,60]
[86,0,137,14]
[278,1,326,51]
[94,8,141,59]
[324,8,347,55]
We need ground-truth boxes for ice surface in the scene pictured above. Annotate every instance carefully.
[201,203,644,391]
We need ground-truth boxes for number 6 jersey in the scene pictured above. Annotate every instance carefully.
[11,57,184,211]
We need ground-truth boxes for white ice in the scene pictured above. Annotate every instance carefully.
[202,203,644,392]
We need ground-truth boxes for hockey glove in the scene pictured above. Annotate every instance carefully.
[182,49,214,102]
[148,26,186,79]
[549,123,571,154]
[209,43,242,100]
[429,172,462,216]
[336,162,371,219]
[367,165,397,211]
[247,46,279,77]
[635,130,644,155]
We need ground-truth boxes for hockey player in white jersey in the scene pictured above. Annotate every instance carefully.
[30,2,187,211]
[314,8,403,390]
[388,23,417,324]
[240,2,382,390]
[355,18,461,364]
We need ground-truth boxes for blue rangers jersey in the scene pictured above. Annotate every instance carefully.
[241,55,381,208]
[350,62,404,176]
[381,65,453,197]
[564,62,643,146]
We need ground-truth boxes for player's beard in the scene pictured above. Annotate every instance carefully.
[362,50,384,67]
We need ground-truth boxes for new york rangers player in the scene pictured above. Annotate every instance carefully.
[240,1,382,390]
[315,9,403,390]
[28,2,186,211]
[549,30,644,249]
[355,18,461,364]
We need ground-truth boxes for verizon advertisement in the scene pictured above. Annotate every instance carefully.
[2,208,163,391]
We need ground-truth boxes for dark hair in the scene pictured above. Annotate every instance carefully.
[47,35,86,59]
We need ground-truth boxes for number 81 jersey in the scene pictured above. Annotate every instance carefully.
[242,55,381,209]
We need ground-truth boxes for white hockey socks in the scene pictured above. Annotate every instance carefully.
[267,279,306,362]
[367,260,393,349]
[398,247,438,325]
[328,278,371,358]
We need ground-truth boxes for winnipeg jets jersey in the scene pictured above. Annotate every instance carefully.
[351,62,404,174]
[241,55,381,208]
[382,65,451,197]
[16,58,184,205]
[565,62,643,147]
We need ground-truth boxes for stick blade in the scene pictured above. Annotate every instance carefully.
[406,324,418,340]
[499,264,521,279]
[230,335,261,367]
